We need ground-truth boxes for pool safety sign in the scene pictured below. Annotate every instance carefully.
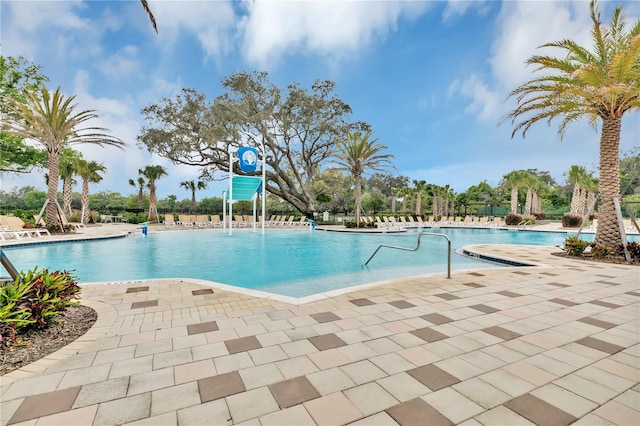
[238,147,258,173]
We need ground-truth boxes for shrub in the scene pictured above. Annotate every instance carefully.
[532,212,546,220]
[562,213,583,228]
[505,213,522,226]
[564,236,590,256]
[522,215,537,225]
[590,243,613,258]
[0,268,81,348]
[616,241,640,261]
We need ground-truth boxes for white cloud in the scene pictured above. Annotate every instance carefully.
[447,74,502,122]
[148,0,238,63]
[490,0,592,89]
[240,0,430,68]
[98,45,141,80]
[442,0,490,22]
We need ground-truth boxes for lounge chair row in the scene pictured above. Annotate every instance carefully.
[372,215,503,228]
[0,215,51,241]
[163,214,312,228]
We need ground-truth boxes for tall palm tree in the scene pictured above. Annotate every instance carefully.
[140,165,167,222]
[333,131,394,227]
[59,149,82,216]
[502,170,528,214]
[129,175,147,209]
[0,86,125,230]
[566,165,589,214]
[180,179,207,213]
[413,180,428,216]
[504,0,640,248]
[76,159,106,224]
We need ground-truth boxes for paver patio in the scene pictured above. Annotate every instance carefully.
[1,225,638,425]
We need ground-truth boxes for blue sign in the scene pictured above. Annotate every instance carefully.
[238,147,258,173]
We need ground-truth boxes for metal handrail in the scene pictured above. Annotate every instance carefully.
[362,232,451,279]
[517,220,532,230]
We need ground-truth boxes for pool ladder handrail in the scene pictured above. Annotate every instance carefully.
[517,220,532,230]
[362,232,451,279]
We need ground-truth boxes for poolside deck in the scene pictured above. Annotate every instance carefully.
[1,224,638,425]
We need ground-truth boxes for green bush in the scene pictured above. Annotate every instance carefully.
[616,241,640,261]
[505,213,522,225]
[564,236,590,256]
[562,213,583,228]
[590,243,612,258]
[0,268,81,348]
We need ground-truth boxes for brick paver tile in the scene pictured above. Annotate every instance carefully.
[549,298,580,307]
[308,333,347,351]
[198,371,246,403]
[307,367,357,395]
[73,377,129,408]
[593,400,640,425]
[576,337,625,355]
[407,364,460,391]
[423,387,485,424]
[577,317,617,329]
[496,290,521,298]
[269,376,321,408]
[350,298,376,306]
[531,384,598,418]
[304,392,363,425]
[174,359,217,385]
[453,378,511,409]
[191,288,214,295]
[8,386,81,424]
[227,386,279,424]
[93,393,151,425]
[389,300,416,309]
[310,311,341,323]
[131,300,158,309]
[225,335,263,354]
[469,304,499,314]
[344,382,399,416]
[504,393,577,426]
[410,327,448,343]
[259,404,316,426]
[32,405,98,426]
[420,313,454,325]
[126,286,149,293]
[150,382,200,416]
[482,326,522,341]
[387,397,453,426]
[186,321,219,335]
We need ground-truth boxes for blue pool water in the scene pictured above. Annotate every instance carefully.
[2,228,609,298]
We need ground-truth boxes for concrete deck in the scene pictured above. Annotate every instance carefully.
[1,223,638,425]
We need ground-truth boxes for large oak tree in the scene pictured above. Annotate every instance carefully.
[138,71,367,217]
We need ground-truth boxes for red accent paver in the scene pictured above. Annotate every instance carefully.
[407,364,460,391]
[198,371,246,402]
[387,397,453,426]
[8,386,81,424]
[269,376,321,408]
[504,393,577,426]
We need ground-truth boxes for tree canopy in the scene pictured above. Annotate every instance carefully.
[138,71,368,216]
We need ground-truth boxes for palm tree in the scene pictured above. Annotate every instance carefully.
[180,179,207,213]
[413,180,428,216]
[76,160,106,224]
[129,175,147,209]
[140,0,158,33]
[59,149,82,216]
[140,165,167,222]
[502,170,528,214]
[0,86,125,230]
[333,131,394,227]
[504,0,640,248]
[566,165,589,214]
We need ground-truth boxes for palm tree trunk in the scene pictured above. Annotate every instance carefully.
[191,191,197,214]
[137,188,144,209]
[45,152,61,230]
[594,118,622,248]
[148,183,158,222]
[81,180,90,224]
[415,193,422,216]
[354,175,362,227]
[571,184,581,214]
[510,186,518,214]
[63,178,73,215]
[391,196,396,213]
[524,187,532,215]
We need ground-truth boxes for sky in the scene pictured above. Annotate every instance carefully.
[2,0,639,202]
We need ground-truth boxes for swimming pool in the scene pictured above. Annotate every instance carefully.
[2,228,613,298]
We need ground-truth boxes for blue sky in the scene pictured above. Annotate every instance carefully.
[2,0,639,201]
